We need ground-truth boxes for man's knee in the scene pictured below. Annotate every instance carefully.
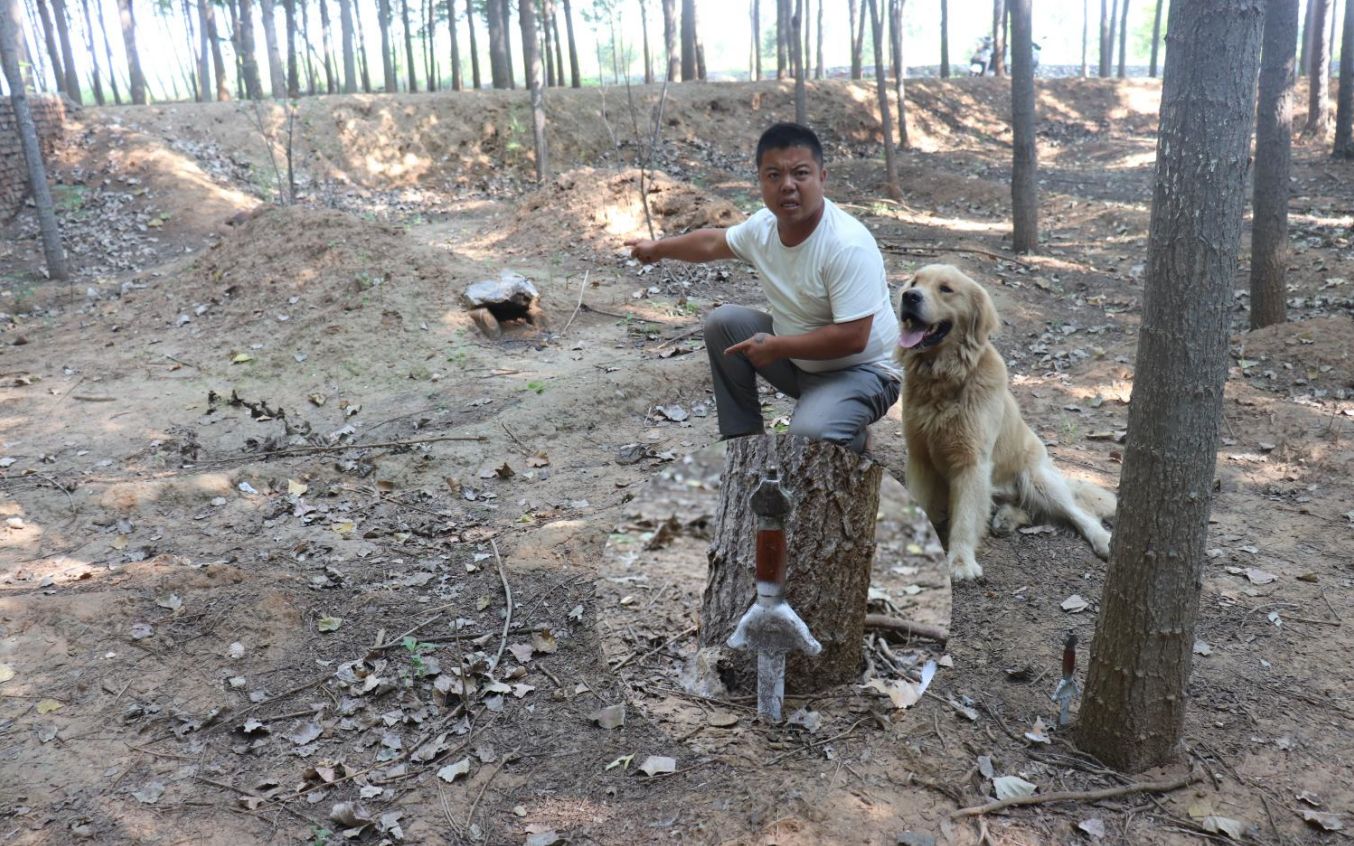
[704,304,746,342]
[787,416,856,446]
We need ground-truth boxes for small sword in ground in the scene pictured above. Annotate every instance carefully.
[727,462,822,723]
[1051,630,1078,727]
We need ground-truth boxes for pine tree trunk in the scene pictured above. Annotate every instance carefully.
[1078,0,1264,774]
[680,0,695,80]
[239,0,264,98]
[499,0,514,87]
[1107,0,1118,73]
[1011,0,1036,252]
[319,0,335,93]
[1082,0,1089,76]
[378,0,395,91]
[196,0,212,99]
[750,0,760,80]
[99,0,122,101]
[815,0,822,78]
[1300,0,1315,76]
[464,0,479,88]
[661,0,675,80]
[867,0,897,198]
[354,0,370,90]
[793,0,804,122]
[991,0,1005,76]
[486,0,505,87]
[118,0,146,102]
[938,0,948,77]
[775,0,786,79]
[1148,0,1163,76]
[0,0,67,280]
[400,0,417,91]
[639,0,651,84]
[890,0,906,147]
[560,0,575,86]
[445,0,459,89]
[848,0,860,78]
[1336,0,1354,155]
[519,0,546,180]
[260,0,285,95]
[1251,0,1297,329]
[541,0,554,87]
[1098,0,1110,76]
[284,0,298,97]
[1307,0,1333,136]
[79,0,104,103]
[34,0,65,94]
[550,2,564,86]
[338,0,355,91]
[699,436,882,694]
[1116,0,1129,78]
[424,0,436,90]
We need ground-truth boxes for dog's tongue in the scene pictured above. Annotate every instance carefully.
[898,326,928,349]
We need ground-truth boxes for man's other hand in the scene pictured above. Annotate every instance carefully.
[624,238,660,264]
[725,332,781,369]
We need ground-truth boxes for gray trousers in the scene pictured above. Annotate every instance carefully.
[704,304,900,453]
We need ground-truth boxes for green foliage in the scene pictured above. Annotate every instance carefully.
[401,635,436,676]
[525,380,547,394]
[310,827,332,846]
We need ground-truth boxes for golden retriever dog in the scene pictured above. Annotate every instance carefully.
[895,264,1115,581]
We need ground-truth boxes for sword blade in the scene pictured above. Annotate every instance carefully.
[757,651,786,723]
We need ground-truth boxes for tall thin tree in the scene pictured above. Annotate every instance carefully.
[465,0,480,88]
[400,0,417,90]
[1078,0,1264,773]
[445,0,459,89]
[260,0,286,95]
[319,0,336,92]
[1149,0,1163,76]
[680,0,695,80]
[1334,0,1354,155]
[1307,0,1333,136]
[239,0,264,98]
[848,0,860,78]
[1251,0,1297,329]
[638,0,651,83]
[499,0,513,87]
[284,0,299,96]
[486,0,506,87]
[1116,0,1129,77]
[814,0,822,78]
[353,0,371,90]
[118,0,146,102]
[1010,0,1036,252]
[867,0,898,199]
[78,0,104,103]
[793,0,805,122]
[197,0,213,99]
[890,0,907,148]
[1098,0,1110,75]
[33,0,64,94]
[992,0,1005,76]
[938,0,947,77]
[339,0,355,90]
[661,0,675,80]
[519,0,546,179]
[378,0,396,90]
[1082,0,1089,75]
[1300,0,1314,77]
[0,0,66,280]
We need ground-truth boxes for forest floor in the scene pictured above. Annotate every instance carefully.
[0,77,1352,846]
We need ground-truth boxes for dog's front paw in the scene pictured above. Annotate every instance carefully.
[949,551,984,582]
[1091,530,1111,561]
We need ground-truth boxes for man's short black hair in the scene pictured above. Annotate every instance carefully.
[755,122,824,168]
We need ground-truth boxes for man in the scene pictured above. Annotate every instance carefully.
[626,122,900,454]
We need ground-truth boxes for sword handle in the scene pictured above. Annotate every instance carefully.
[755,529,787,586]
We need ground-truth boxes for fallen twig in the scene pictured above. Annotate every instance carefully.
[581,303,666,324]
[611,624,697,671]
[864,614,949,644]
[198,433,487,466]
[560,270,591,336]
[879,241,1037,268]
[950,769,1198,818]
[491,540,513,670]
[465,749,520,833]
[501,422,531,456]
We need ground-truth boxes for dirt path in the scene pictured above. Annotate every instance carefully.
[1,78,1352,845]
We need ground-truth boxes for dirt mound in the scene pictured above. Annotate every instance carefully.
[473,167,745,259]
[1237,314,1354,382]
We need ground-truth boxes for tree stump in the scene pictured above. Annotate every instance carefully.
[699,434,884,694]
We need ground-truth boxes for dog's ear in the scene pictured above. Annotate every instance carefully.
[965,283,1001,345]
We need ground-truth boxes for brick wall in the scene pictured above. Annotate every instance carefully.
[0,96,66,219]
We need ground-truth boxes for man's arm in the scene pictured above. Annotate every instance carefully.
[625,228,737,264]
[726,316,873,369]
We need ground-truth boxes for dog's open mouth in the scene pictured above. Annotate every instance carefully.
[898,317,951,350]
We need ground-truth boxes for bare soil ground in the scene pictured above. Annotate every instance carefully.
[1,77,1352,845]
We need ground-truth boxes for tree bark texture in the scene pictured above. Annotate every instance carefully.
[519,0,546,181]
[1300,0,1314,76]
[550,2,564,87]
[1081,0,1089,76]
[867,0,899,199]
[661,0,676,80]
[562,0,577,87]
[284,0,298,97]
[499,0,513,87]
[444,0,459,89]
[0,0,66,280]
[890,0,906,147]
[938,0,947,77]
[486,0,505,87]
[1098,0,1110,76]
[1149,0,1163,76]
[378,0,396,91]
[79,0,104,103]
[815,0,822,78]
[1250,0,1296,329]
[751,0,760,80]
[338,0,355,91]
[775,0,785,79]
[1010,0,1036,253]
[699,436,882,694]
[197,0,212,99]
[1078,0,1263,773]
[992,0,1005,76]
[848,0,860,78]
[680,0,695,80]
[34,0,64,94]
[1117,0,1130,77]
[639,0,652,83]
[239,0,264,98]
[793,0,805,123]
[1334,0,1354,155]
[117,0,146,102]
[353,0,371,90]
[1308,0,1332,135]
[259,0,285,96]
[400,0,417,91]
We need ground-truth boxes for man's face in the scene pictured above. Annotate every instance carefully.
[757,145,827,232]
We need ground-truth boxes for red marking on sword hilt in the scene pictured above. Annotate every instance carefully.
[1061,631,1078,678]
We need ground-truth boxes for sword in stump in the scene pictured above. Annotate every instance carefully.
[726,462,822,723]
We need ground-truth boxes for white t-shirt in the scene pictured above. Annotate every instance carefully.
[725,198,901,376]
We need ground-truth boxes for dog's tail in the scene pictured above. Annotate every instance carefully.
[1068,478,1117,521]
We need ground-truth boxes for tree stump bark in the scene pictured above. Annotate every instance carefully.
[699,434,883,694]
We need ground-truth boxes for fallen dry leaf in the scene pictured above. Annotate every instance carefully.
[993,775,1037,800]
[638,755,676,777]
[437,758,471,783]
[591,704,625,730]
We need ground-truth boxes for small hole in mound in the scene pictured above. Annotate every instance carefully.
[486,299,534,327]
